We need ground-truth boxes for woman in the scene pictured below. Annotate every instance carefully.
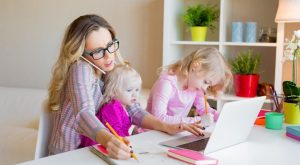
[47,14,203,159]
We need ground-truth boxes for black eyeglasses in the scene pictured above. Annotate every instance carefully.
[83,39,119,60]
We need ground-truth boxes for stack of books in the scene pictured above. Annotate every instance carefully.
[286,126,300,141]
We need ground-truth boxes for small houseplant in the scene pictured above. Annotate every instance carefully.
[183,4,219,41]
[282,30,300,124]
[282,81,300,124]
[231,49,261,97]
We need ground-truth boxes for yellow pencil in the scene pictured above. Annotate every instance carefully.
[105,122,138,160]
[204,94,208,114]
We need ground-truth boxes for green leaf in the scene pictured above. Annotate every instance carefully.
[183,4,219,30]
[230,49,261,74]
[283,81,300,96]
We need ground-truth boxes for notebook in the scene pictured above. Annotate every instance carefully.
[90,145,117,165]
[160,96,266,154]
[90,143,184,165]
[286,126,300,141]
[286,126,300,137]
[167,149,218,165]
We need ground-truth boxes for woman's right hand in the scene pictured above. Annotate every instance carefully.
[106,136,132,159]
[96,129,131,159]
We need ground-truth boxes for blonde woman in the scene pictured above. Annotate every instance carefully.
[146,47,232,127]
[47,14,203,159]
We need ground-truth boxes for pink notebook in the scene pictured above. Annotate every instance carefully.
[167,149,218,165]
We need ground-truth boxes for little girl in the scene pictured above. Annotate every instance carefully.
[147,47,232,127]
[80,63,143,147]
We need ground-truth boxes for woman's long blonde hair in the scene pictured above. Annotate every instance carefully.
[101,62,142,105]
[163,47,232,96]
[48,14,119,111]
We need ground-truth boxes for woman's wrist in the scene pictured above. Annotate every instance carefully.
[95,129,114,147]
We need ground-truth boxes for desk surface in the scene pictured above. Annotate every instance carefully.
[19,125,300,165]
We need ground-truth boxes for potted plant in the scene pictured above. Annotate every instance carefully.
[282,81,300,124]
[231,49,261,97]
[183,4,219,41]
[282,30,300,124]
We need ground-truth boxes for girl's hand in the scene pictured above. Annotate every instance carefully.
[201,113,214,127]
[106,136,132,159]
[164,122,205,136]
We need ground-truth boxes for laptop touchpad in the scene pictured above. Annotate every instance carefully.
[177,137,210,151]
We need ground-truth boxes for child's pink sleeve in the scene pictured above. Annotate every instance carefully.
[194,93,219,121]
[150,78,201,124]
[100,102,129,137]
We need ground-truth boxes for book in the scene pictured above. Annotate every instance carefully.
[255,109,271,125]
[286,126,300,137]
[167,149,218,165]
[286,133,300,141]
[90,145,117,165]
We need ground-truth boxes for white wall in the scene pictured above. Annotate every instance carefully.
[0,0,163,89]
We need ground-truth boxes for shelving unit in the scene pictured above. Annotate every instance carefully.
[163,0,281,110]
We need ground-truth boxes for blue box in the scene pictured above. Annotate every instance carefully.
[245,22,257,42]
[232,22,243,42]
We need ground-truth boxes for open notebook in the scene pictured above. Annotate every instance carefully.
[90,143,184,165]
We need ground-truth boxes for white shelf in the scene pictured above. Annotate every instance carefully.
[207,94,273,103]
[172,41,277,47]
[221,42,277,47]
[172,41,220,45]
[163,0,280,110]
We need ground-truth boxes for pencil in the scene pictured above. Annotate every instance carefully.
[204,93,208,114]
[105,122,138,160]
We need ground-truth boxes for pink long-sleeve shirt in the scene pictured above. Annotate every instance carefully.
[147,73,218,124]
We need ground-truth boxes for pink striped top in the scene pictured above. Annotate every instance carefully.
[147,74,218,124]
[48,60,147,155]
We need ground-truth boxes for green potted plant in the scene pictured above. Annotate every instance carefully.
[282,30,300,124]
[230,49,261,97]
[282,81,300,124]
[183,4,219,41]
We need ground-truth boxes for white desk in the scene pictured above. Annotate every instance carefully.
[19,125,300,165]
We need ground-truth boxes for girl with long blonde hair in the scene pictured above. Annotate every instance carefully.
[146,47,232,127]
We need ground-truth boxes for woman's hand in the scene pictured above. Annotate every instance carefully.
[96,129,131,159]
[106,136,132,159]
[163,122,205,136]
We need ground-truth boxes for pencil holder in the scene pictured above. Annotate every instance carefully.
[245,22,257,42]
[265,112,284,130]
[232,22,243,42]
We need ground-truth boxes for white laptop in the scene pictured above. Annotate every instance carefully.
[160,96,266,154]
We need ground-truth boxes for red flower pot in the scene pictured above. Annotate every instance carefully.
[234,74,260,97]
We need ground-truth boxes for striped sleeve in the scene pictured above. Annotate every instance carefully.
[67,62,106,141]
[126,102,148,126]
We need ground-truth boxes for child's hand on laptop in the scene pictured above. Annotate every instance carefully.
[164,122,205,136]
[201,113,214,127]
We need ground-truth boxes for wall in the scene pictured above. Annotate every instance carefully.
[0,0,163,89]
[283,23,300,85]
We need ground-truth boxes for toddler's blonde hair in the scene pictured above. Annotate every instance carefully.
[164,47,232,96]
[102,62,142,105]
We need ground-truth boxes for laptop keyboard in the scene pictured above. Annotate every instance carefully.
[177,137,210,151]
